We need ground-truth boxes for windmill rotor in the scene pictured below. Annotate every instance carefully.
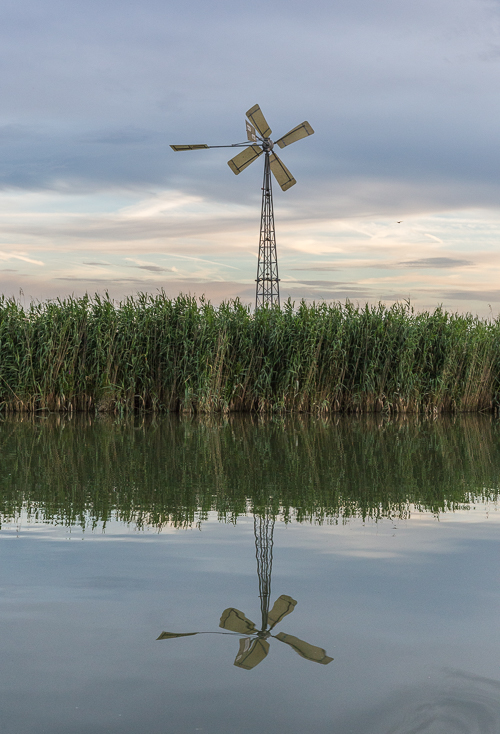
[170,104,314,308]
[158,595,333,671]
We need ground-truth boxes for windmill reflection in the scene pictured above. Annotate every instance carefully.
[157,513,333,670]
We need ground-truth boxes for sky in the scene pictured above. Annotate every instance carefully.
[3,0,500,314]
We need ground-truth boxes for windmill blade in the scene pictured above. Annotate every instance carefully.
[267,595,297,630]
[157,631,199,640]
[220,608,258,634]
[274,632,333,665]
[269,153,296,191]
[170,144,209,151]
[227,144,263,175]
[234,637,270,670]
[275,122,314,149]
[246,104,272,139]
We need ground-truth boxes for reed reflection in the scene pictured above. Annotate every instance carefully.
[157,513,333,670]
[2,413,500,529]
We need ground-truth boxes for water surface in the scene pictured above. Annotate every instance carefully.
[0,414,499,733]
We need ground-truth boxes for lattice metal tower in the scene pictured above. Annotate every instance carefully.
[256,150,279,308]
[170,104,314,309]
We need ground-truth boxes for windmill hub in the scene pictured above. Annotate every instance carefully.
[262,138,274,152]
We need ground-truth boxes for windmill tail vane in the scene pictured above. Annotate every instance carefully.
[170,104,314,309]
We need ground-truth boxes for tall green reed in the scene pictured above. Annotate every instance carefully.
[1,293,500,413]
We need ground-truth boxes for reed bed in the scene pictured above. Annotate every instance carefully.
[1,293,500,414]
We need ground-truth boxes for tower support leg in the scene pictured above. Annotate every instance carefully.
[255,152,280,309]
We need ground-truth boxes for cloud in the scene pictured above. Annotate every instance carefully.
[0,124,40,142]
[55,276,153,284]
[79,127,158,146]
[289,263,339,271]
[399,257,473,268]
[0,0,500,207]
[165,253,241,271]
[0,252,44,266]
[131,264,170,273]
[441,290,500,303]
[284,280,353,287]
[125,257,172,273]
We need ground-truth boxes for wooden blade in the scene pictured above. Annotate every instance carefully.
[234,638,270,670]
[275,122,314,149]
[170,144,209,151]
[267,595,297,630]
[246,104,272,138]
[227,144,263,175]
[269,152,296,191]
[156,631,198,640]
[219,608,257,634]
[275,632,333,664]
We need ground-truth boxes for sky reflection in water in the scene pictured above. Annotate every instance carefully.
[0,414,499,733]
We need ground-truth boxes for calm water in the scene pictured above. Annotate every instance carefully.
[0,414,499,734]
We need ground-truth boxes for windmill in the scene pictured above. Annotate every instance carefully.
[171,105,314,309]
[157,512,333,670]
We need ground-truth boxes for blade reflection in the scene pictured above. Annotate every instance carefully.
[234,637,270,670]
[274,632,333,665]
